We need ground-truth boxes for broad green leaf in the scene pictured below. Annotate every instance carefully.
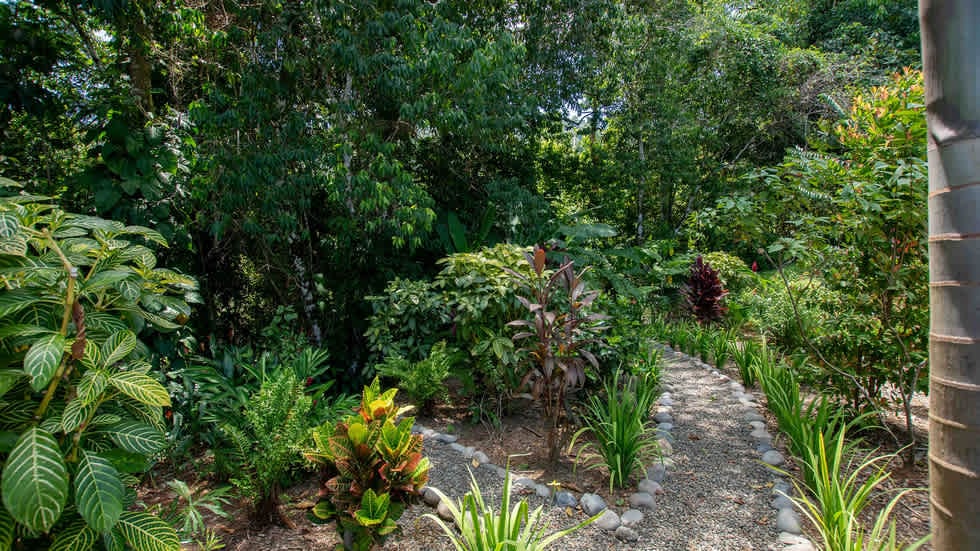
[122,226,168,247]
[0,289,41,320]
[0,236,27,256]
[0,214,20,238]
[82,270,135,295]
[90,414,121,426]
[78,340,102,371]
[100,449,150,474]
[0,324,50,339]
[139,310,180,331]
[62,398,96,433]
[52,227,88,239]
[104,421,165,455]
[0,400,35,429]
[0,504,13,551]
[115,511,179,551]
[0,370,23,399]
[0,428,69,533]
[83,313,128,339]
[25,334,66,391]
[109,372,170,407]
[116,279,141,302]
[65,216,124,234]
[103,528,125,551]
[74,451,125,533]
[49,520,97,551]
[76,369,109,405]
[100,331,137,367]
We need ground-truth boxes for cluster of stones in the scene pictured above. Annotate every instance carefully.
[660,344,816,551]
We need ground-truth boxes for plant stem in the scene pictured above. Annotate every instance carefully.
[34,230,78,421]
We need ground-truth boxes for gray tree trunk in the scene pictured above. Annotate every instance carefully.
[920,1,980,548]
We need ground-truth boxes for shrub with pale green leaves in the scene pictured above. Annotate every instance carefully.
[0,181,197,550]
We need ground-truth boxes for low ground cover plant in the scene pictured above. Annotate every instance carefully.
[569,370,661,491]
[425,463,598,551]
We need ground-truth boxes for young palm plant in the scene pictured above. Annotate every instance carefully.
[568,371,660,492]
[425,465,597,551]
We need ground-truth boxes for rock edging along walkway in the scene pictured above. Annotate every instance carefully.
[388,344,816,551]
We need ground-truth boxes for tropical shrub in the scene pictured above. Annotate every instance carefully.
[569,371,660,491]
[217,371,313,526]
[681,256,728,325]
[507,246,608,462]
[375,341,456,410]
[425,465,598,551]
[305,378,429,551]
[0,183,197,550]
[700,251,754,294]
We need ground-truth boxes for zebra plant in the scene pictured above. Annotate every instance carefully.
[0,180,197,551]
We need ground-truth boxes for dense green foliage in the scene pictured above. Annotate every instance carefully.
[0,185,193,549]
[0,0,928,545]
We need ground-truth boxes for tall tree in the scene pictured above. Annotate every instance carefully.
[920,1,980,548]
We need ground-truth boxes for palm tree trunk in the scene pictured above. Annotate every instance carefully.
[920,1,980,548]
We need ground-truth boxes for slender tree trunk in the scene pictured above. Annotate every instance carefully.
[637,139,646,243]
[920,2,980,548]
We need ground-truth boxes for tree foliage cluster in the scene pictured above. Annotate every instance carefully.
[0,0,923,450]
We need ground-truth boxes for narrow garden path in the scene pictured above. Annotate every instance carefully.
[381,346,817,551]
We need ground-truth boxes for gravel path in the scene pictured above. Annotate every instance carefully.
[382,346,816,551]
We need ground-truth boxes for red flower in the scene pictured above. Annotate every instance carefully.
[306,377,314,387]
[751,261,758,272]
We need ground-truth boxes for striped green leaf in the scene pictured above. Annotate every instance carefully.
[61,398,96,433]
[0,504,14,551]
[74,451,124,533]
[24,333,66,391]
[0,236,27,256]
[0,428,69,533]
[108,372,170,407]
[100,331,136,368]
[49,520,97,551]
[82,270,134,295]
[122,226,167,247]
[78,340,102,372]
[77,369,109,406]
[0,289,41,320]
[103,527,125,551]
[105,421,165,455]
[0,370,22,399]
[117,279,141,302]
[90,414,121,427]
[0,214,19,238]
[0,324,50,339]
[115,511,179,551]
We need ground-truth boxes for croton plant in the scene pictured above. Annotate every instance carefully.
[305,378,429,551]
